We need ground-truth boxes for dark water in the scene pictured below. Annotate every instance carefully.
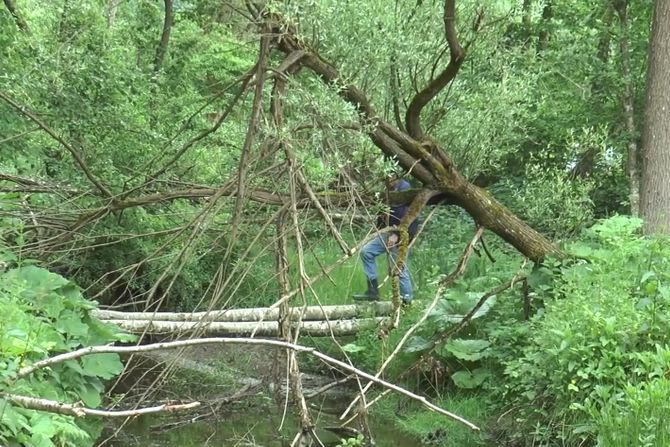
[105,399,423,447]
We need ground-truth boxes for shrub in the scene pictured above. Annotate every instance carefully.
[497,216,670,445]
[0,252,133,447]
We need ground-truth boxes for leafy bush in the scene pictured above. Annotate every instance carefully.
[497,216,670,445]
[0,252,133,447]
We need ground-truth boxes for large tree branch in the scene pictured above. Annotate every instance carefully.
[405,0,465,139]
[268,12,560,261]
[388,187,440,329]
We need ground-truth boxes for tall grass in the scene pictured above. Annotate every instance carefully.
[595,378,670,447]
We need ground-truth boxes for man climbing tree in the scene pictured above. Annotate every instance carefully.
[353,173,420,304]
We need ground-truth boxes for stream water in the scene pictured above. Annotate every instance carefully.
[105,402,424,446]
[103,348,427,446]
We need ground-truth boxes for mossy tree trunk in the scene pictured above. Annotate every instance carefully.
[267,2,560,262]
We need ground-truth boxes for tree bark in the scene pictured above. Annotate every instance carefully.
[3,0,29,32]
[537,1,552,52]
[102,318,385,337]
[106,0,121,27]
[153,0,173,74]
[91,302,393,322]
[614,0,640,216]
[640,0,670,234]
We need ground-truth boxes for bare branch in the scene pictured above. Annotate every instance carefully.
[132,69,255,193]
[225,24,272,261]
[0,173,85,196]
[3,393,199,418]
[16,337,479,430]
[342,226,486,423]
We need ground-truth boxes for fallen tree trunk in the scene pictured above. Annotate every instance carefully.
[92,302,392,323]
[104,317,385,337]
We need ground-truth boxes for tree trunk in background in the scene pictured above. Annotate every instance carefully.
[537,1,552,52]
[640,0,670,234]
[153,0,173,74]
[521,0,532,47]
[106,0,121,27]
[614,0,640,216]
[3,0,29,32]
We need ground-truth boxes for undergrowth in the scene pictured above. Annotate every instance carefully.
[0,247,134,447]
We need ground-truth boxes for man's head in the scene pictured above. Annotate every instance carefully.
[385,169,405,188]
[386,174,411,192]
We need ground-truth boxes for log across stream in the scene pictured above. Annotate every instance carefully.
[92,302,394,337]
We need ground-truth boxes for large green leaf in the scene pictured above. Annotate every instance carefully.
[442,339,491,361]
[451,368,491,389]
[76,382,102,408]
[404,336,433,353]
[80,353,124,379]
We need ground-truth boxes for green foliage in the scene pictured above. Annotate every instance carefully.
[336,434,365,447]
[374,393,490,447]
[0,249,133,447]
[593,377,670,447]
[497,216,670,445]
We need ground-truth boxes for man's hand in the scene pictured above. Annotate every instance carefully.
[387,233,399,247]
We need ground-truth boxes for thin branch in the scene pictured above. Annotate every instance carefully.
[405,262,527,376]
[224,23,271,261]
[0,126,38,144]
[134,68,255,192]
[16,337,479,430]
[304,375,354,399]
[341,225,485,421]
[0,173,85,196]
[3,393,199,418]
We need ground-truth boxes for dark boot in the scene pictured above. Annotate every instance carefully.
[353,278,379,301]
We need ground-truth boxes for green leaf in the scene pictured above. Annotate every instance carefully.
[80,353,123,379]
[404,336,432,353]
[55,310,89,337]
[76,382,102,408]
[443,339,491,361]
[451,368,491,389]
[341,343,365,353]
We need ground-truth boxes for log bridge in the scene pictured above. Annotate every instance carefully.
[91,302,394,338]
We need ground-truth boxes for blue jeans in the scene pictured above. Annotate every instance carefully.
[361,234,413,300]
